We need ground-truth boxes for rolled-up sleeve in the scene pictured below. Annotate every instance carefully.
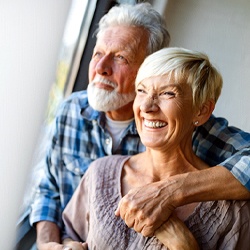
[192,115,250,190]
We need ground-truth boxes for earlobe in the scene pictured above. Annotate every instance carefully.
[193,100,215,126]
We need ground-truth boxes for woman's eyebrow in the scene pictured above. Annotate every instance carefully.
[137,82,182,91]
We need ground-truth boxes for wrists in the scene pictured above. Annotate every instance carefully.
[162,173,190,208]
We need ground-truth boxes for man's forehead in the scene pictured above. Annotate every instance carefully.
[96,27,147,55]
[98,26,147,44]
[95,36,134,53]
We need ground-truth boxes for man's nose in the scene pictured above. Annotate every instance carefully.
[140,95,159,113]
[96,55,112,76]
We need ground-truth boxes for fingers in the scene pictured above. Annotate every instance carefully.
[115,182,176,237]
[116,195,158,236]
[114,200,121,216]
[134,214,163,237]
[116,195,137,228]
[62,246,72,250]
[81,242,88,250]
[62,241,86,250]
[39,242,71,250]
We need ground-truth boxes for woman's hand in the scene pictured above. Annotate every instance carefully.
[62,238,88,250]
[155,214,199,250]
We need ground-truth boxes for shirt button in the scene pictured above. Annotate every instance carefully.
[105,138,110,144]
[74,167,80,173]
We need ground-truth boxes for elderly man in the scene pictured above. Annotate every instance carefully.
[30,3,250,250]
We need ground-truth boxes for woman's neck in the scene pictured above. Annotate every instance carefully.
[122,142,210,196]
[139,147,208,181]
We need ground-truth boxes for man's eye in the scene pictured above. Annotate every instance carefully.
[115,55,128,63]
[93,52,102,59]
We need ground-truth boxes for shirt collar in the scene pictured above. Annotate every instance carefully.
[80,101,138,135]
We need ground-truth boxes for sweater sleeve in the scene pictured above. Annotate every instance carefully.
[62,171,90,242]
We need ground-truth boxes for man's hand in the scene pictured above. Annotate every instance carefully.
[115,178,183,237]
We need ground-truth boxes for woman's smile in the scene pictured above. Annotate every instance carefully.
[143,118,167,128]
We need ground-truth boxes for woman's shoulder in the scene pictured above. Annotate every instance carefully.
[88,155,130,176]
[202,200,250,217]
[191,200,250,224]
[186,200,250,249]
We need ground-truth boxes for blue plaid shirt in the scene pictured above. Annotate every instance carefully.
[30,90,250,228]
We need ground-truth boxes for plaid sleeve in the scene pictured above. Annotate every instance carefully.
[193,115,250,190]
[221,148,250,190]
[29,93,87,228]
[29,117,64,227]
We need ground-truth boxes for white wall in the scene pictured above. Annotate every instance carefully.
[0,1,71,249]
[163,0,250,132]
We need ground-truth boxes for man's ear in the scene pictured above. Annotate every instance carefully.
[193,99,215,126]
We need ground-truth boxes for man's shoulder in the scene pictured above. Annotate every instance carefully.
[56,90,89,115]
[64,90,89,107]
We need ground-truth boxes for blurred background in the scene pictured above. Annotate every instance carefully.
[0,1,71,249]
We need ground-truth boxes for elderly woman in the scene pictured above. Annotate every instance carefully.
[62,48,250,250]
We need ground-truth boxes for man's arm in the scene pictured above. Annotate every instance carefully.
[36,221,65,250]
[115,165,250,237]
[179,165,250,202]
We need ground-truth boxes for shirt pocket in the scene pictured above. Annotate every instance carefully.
[63,154,93,176]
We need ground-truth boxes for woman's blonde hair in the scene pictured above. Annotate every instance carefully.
[135,47,223,108]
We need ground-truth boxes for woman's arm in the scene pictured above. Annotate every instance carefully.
[155,215,199,250]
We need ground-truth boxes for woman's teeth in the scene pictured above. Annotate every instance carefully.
[144,120,166,128]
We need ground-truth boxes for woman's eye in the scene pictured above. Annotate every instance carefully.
[163,91,175,97]
[136,88,146,94]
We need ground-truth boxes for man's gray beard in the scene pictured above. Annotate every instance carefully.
[87,84,136,112]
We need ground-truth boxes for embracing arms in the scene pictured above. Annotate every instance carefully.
[115,116,250,236]
[115,165,250,236]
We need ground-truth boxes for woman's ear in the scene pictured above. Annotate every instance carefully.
[193,99,215,126]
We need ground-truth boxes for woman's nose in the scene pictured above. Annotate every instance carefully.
[96,55,112,76]
[140,96,159,113]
